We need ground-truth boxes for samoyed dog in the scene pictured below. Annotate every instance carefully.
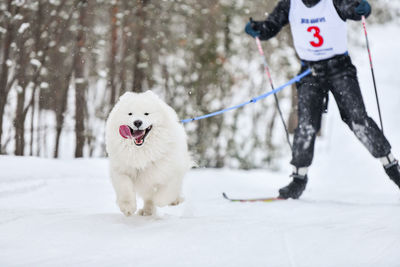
[106,90,192,216]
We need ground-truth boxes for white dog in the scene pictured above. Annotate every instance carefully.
[106,90,192,216]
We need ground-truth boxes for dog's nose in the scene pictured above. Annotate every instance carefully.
[133,120,143,128]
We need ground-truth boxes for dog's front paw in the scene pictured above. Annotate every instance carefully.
[169,196,184,206]
[118,200,137,216]
[137,209,152,216]
[138,204,155,216]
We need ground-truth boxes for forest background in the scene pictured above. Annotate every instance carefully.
[0,0,398,169]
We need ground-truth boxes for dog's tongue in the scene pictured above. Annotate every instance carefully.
[119,125,133,139]
[132,130,145,145]
[132,130,145,139]
[119,125,145,143]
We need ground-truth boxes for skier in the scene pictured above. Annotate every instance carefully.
[245,0,400,199]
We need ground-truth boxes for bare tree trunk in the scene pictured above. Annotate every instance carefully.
[29,87,37,156]
[14,88,27,156]
[0,0,16,154]
[109,0,119,105]
[14,72,35,156]
[13,5,30,156]
[131,0,149,92]
[54,69,73,158]
[30,2,43,156]
[118,0,130,97]
[36,110,43,156]
[73,0,88,158]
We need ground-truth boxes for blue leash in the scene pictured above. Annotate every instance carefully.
[180,68,311,124]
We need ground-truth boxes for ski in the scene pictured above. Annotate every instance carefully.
[222,192,285,202]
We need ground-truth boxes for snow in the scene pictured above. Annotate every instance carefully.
[18,22,30,34]
[1,24,400,267]
[29,58,41,68]
[1,155,400,267]
[75,78,85,84]
[40,82,49,89]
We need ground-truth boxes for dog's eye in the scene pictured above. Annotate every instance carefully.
[128,113,133,116]
[144,113,149,116]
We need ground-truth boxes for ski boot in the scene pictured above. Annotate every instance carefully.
[384,160,400,189]
[278,173,308,199]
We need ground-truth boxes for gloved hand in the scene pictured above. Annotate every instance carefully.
[244,18,263,38]
[355,0,371,16]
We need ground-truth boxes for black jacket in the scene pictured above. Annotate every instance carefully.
[258,0,371,40]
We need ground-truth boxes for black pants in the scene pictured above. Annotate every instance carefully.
[291,54,391,168]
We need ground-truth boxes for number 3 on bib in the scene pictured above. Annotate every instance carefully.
[307,26,324,47]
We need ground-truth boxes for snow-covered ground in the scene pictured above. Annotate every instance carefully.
[1,24,400,267]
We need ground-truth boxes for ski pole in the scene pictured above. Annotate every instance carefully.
[254,35,293,151]
[361,15,384,133]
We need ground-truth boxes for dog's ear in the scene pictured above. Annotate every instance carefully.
[119,92,135,101]
[143,90,158,98]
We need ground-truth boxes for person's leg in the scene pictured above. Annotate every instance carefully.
[329,57,400,189]
[279,69,326,199]
[290,73,326,167]
[330,59,390,157]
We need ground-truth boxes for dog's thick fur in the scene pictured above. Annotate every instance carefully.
[106,91,192,216]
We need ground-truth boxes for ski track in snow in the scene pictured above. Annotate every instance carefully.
[1,24,400,267]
